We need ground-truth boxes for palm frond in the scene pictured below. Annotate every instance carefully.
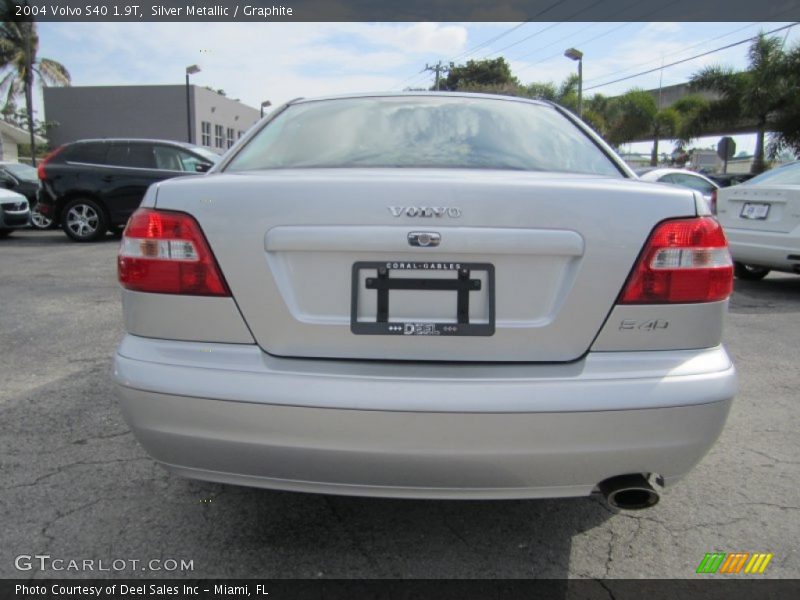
[37,57,71,86]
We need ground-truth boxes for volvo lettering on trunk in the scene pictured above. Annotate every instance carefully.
[388,206,462,218]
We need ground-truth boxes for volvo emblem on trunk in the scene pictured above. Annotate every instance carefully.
[389,206,462,218]
[408,232,441,247]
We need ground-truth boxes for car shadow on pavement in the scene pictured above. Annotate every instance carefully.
[729,274,800,314]
[186,482,615,579]
[0,230,121,245]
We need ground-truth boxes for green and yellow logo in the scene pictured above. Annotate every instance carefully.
[696,552,773,574]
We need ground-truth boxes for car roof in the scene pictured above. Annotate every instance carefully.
[643,168,714,178]
[66,138,199,148]
[289,91,553,108]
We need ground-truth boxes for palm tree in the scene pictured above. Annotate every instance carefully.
[688,34,788,174]
[603,90,710,166]
[604,90,679,165]
[765,40,800,159]
[0,11,70,165]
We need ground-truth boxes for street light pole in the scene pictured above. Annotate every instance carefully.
[260,100,272,118]
[564,48,583,118]
[185,65,201,143]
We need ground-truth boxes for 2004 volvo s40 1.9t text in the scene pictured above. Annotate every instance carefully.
[114,93,737,510]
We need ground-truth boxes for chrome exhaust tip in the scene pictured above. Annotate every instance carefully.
[598,474,660,510]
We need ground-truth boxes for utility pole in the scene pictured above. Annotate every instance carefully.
[424,61,446,91]
[25,24,36,167]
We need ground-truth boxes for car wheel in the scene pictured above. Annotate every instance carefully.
[62,198,108,242]
[0,228,12,238]
[734,262,770,281]
[30,206,55,230]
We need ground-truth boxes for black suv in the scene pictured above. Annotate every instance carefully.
[37,139,217,242]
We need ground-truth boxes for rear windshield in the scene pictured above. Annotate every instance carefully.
[61,142,107,164]
[225,96,623,177]
[2,163,38,181]
[744,162,800,186]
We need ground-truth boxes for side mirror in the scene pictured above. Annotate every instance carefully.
[195,163,212,173]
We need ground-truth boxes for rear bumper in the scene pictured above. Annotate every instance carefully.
[114,335,736,499]
[726,226,800,272]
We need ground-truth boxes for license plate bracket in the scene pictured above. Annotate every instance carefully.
[351,261,495,336]
[740,202,770,220]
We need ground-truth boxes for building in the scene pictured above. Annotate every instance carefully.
[0,120,46,162]
[43,85,261,152]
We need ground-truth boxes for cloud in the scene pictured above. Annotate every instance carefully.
[38,22,469,110]
[35,20,800,119]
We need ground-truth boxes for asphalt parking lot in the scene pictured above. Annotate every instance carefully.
[1,229,798,579]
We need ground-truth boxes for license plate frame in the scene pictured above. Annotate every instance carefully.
[350,261,495,336]
[740,202,770,220]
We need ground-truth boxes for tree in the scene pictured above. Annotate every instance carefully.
[688,34,789,173]
[0,7,70,165]
[522,81,557,102]
[766,40,800,159]
[522,74,580,112]
[582,93,615,138]
[602,89,709,166]
[440,57,519,92]
[605,90,680,165]
[521,77,614,136]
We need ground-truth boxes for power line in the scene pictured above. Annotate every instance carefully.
[583,22,799,91]
[513,22,634,70]
[484,0,609,59]
[581,21,774,86]
[393,67,428,90]
[392,0,570,89]
[451,0,570,63]
[448,23,529,64]
[582,2,800,85]
[510,0,682,71]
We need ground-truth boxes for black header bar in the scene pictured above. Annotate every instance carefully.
[6,0,800,22]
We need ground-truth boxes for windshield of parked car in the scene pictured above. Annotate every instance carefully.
[189,146,220,164]
[2,163,38,182]
[744,162,800,186]
[225,96,623,177]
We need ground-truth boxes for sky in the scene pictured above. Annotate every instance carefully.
[36,20,800,155]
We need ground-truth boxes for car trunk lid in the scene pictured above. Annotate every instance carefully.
[153,169,697,362]
[717,185,800,233]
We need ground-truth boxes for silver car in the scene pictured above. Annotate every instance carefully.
[114,93,737,509]
[0,188,30,238]
[636,168,720,211]
[716,161,800,280]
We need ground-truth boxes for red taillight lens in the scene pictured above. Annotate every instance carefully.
[37,146,64,180]
[619,217,733,304]
[118,209,230,296]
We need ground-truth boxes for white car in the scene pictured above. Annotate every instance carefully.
[114,93,737,509]
[0,187,30,238]
[636,168,720,211]
[716,161,800,279]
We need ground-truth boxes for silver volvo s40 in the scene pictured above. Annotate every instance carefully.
[114,93,737,509]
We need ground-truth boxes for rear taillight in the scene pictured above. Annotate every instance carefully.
[37,146,64,180]
[619,217,733,304]
[118,208,230,296]
[710,189,717,214]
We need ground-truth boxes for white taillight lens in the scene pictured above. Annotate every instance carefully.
[650,247,732,270]
[118,209,230,296]
[120,238,200,261]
